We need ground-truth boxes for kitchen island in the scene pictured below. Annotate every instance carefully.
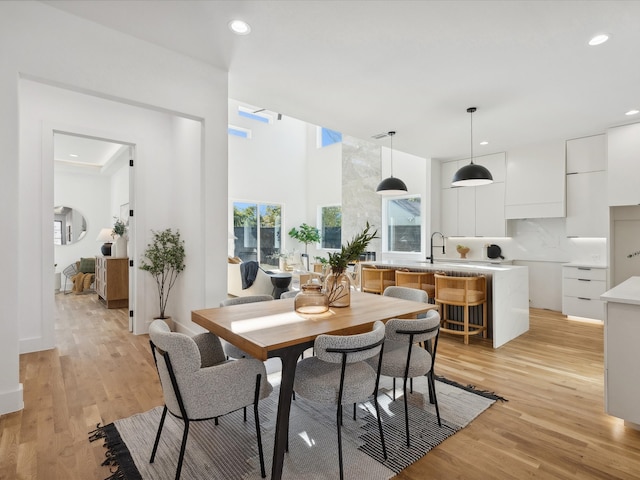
[362,260,529,348]
[601,277,640,428]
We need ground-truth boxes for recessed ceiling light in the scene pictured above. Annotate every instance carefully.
[479,141,489,146]
[229,20,251,35]
[69,154,78,157]
[625,109,639,116]
[588,33,609,46]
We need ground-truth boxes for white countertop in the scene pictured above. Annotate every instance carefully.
[365,260,526,273]
[563,262,608,269]
[601,276,640,305]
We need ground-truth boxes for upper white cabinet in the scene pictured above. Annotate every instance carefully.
[608,122,640,206]
[440,153,506,236]
[566,134,607,173]
[565,134,608,237]
[505,140,566,219]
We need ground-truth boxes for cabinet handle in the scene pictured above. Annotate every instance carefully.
[577,267,591,271]
[578,297,591,301]
[578,278,591,282]
[566,172,578,175]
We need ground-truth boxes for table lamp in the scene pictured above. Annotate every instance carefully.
[96,228,114,256]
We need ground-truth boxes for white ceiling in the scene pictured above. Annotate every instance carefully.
[54,133,127,174]
[44,0,640,161]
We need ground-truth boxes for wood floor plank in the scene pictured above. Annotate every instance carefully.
[1,294,640,479]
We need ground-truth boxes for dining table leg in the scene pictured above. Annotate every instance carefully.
[270,342,311,480]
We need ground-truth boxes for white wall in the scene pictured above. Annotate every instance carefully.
[0,2,228,415]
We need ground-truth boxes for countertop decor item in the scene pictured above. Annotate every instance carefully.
[456,245,470,258]
[452,107,493,187]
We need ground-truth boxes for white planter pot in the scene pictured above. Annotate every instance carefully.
[114,236,128,258]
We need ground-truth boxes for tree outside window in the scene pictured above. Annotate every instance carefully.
[233,202,282,264]
[320,206,342,249]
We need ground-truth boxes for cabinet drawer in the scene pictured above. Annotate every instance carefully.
[563,278,607,299]
[563,266,606,281]
[562,296,605,320]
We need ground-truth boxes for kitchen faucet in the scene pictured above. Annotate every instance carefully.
[427,232,446,264]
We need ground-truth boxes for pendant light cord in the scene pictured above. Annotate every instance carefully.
[389,131,395,177]
[468,107,475,165]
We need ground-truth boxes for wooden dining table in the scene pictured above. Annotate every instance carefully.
[192,290,436,480]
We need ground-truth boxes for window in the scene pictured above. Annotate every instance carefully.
[238,106,273,124]
[384,196,422,253]
[317,127,342,148]
[233,202,282,264]
[319,205,342,249]
[228,125,252,139]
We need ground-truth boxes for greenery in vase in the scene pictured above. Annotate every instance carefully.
[288,223,321,270]
[327,222,378,275]
[325,222,378,306]
[139,228,186,319]
[112,217,127,238]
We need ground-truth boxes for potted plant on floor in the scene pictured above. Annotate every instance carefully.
[288,223,321,271]
[139,228,186,330]
[326,222,378,307]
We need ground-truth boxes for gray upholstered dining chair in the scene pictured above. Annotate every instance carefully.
[279,289,298,299]
[374,310,442,447]
[148,320,273,480]
[219,295,274,359]
[294,321,387,480]
[382,285,433,403]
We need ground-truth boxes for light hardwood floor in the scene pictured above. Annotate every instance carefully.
[1,293,639,479]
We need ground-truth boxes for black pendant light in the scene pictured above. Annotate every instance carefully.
[376,131,408,195]
[452,107,493,187]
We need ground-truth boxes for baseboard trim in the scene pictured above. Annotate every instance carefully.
[0,383,24,415]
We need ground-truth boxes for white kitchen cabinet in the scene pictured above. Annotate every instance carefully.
[440,153,506,236]
[565,134,608,237]
[441,188,458,236]
[566,171,608,237]
[566,134,606,173]
[505,140,565,219]
[476,182,506,237]
[608,122,640,206]
[562,265,607,320]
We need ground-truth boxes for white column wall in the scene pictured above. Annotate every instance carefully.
[0,2,228,415]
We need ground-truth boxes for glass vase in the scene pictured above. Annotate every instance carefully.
[294,283,329,314]
[324,271,351,307]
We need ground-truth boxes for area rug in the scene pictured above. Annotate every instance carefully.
[90,375,504,480]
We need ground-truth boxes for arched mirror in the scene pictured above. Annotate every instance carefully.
[54,206,87,245]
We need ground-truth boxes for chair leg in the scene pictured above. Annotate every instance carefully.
[214,417,219,426]
[392,377,396,400]
[336,404,344,480]
[373,392,388,460]
[150,405,168,463]
[175,417,190,480]
[244,406,247,422]
[429,371,442,427]
[253,374,266,478]
[464,306,470,345]
[410,377,414,394]
[403,376,411,448]
[353,403,356,421]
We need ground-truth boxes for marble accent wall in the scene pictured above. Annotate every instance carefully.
[341,135,382,255]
